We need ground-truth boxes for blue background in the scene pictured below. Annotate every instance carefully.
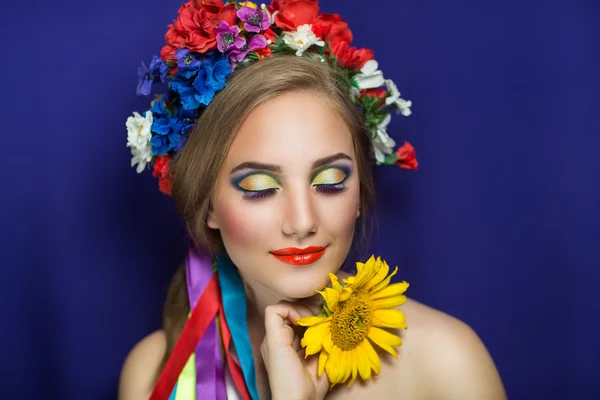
[1,0,598,398]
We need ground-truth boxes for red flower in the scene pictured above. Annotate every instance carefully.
[268,0,319,31]
[255,47,272,59]
[331,41,374,70]
[152,156,175,195]
[160,0,237,61]
[263,27,279,42]
[361,88,387,108]
[395,141,418,170]
[311,13,352,47]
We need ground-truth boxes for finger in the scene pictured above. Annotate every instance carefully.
[293,295,323,317]
[264,303,304,349]
[305,354,330,397]
[305,293,325,313]
[260,339,269,370]
[292,326,302,351]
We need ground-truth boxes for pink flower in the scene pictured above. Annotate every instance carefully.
[237,6,270,33]
[215,21,246,53]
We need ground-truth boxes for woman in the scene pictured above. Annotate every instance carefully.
[120,2,506,399]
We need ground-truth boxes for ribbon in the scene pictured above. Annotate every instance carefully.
[186,247,227,400]
[216,253,260,400]
[151,247,256,400]
[149,272,219,400]
[218,302,252,400]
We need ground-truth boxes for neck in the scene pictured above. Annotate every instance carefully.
[240,274,291,322]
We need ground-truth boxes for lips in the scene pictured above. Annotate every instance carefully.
[270,246,326,266]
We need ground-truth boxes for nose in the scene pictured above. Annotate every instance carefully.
[281,188,318,239]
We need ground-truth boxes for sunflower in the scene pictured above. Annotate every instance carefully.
[297,255,409,388]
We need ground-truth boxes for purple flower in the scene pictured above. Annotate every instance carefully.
[137,55,169,96]
[229,34,268,62]
[215,21,246,53]
[237,6,270,33]
[175,48,202,69]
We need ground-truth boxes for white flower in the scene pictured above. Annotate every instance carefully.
[385,79,413,116]
[282,24,324,57]
[261,3,277,26]
[371,113,396,164]
[353,60,385,90]
[126,111,154,173]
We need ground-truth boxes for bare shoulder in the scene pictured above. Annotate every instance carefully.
[118,330,166,400]
[399,298,507,399]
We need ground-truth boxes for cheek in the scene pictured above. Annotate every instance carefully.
[214,196,275,248]
[320,190,361,236]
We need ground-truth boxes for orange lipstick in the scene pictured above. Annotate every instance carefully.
[270,246,326,266]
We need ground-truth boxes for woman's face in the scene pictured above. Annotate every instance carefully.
[207,91,360,299]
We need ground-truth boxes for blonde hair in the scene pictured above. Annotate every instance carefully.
[159,55,376,376]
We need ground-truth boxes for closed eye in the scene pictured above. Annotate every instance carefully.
[233,173,281,200]
[311,167,350,194]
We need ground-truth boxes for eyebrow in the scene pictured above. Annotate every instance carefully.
[230,152,353,174]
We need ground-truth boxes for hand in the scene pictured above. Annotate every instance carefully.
[262,300,330,400]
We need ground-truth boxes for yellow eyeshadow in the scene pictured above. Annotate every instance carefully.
[312,168,347,185]
[238,174,280,191]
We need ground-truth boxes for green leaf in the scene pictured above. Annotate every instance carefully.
[383,154,399,165]
[318,302,332,317]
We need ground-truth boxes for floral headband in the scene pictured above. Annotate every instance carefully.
[126,0,418,195]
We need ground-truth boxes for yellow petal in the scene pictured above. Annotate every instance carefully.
[363,259,389,291]
[368,327,402,358]
[350,270,368,289]
[351,256,376,288]
[369,266,398,293]
[321,287,340,311]
[356,343,372,380]
[302,323,329,356]
[326,345,342,384]
[341,351,352,383]
[297,315,331,327]
[370,281,410,300]
[322,329,334,352]
[356,256,381,288]
[371,295,407,310]
[329,273,342,293]
[361,339,381,376]
[363,255,376,269]
[372,309,407,329]
[347,350,358,387]
[318,349,328,377]
[339,287,353,301]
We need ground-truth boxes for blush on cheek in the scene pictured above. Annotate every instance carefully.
[216,200,276,249]
[216,203,255,247]
[324,195,360,233]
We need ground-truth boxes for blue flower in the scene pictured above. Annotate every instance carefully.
[175,48,203,69]
[169,54,232,110]
[150,92,197,155]
[137,55,169,96]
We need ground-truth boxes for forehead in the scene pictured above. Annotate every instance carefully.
[224,91,355,170]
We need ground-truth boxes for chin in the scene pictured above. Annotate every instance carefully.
[268,265,333,299]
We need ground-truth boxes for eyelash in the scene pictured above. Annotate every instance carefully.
[241,183,346,200]
[242,188,278,200]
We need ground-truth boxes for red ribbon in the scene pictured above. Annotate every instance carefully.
[150,274,220,400]
[149,273,253,400]
[219,303,252,400]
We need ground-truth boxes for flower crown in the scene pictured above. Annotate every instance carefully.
[126,0,418,195]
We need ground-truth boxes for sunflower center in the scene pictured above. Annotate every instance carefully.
[331,291,372,351]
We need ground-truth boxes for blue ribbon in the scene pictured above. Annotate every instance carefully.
[167,382,178,400]
[216,253,259,400]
